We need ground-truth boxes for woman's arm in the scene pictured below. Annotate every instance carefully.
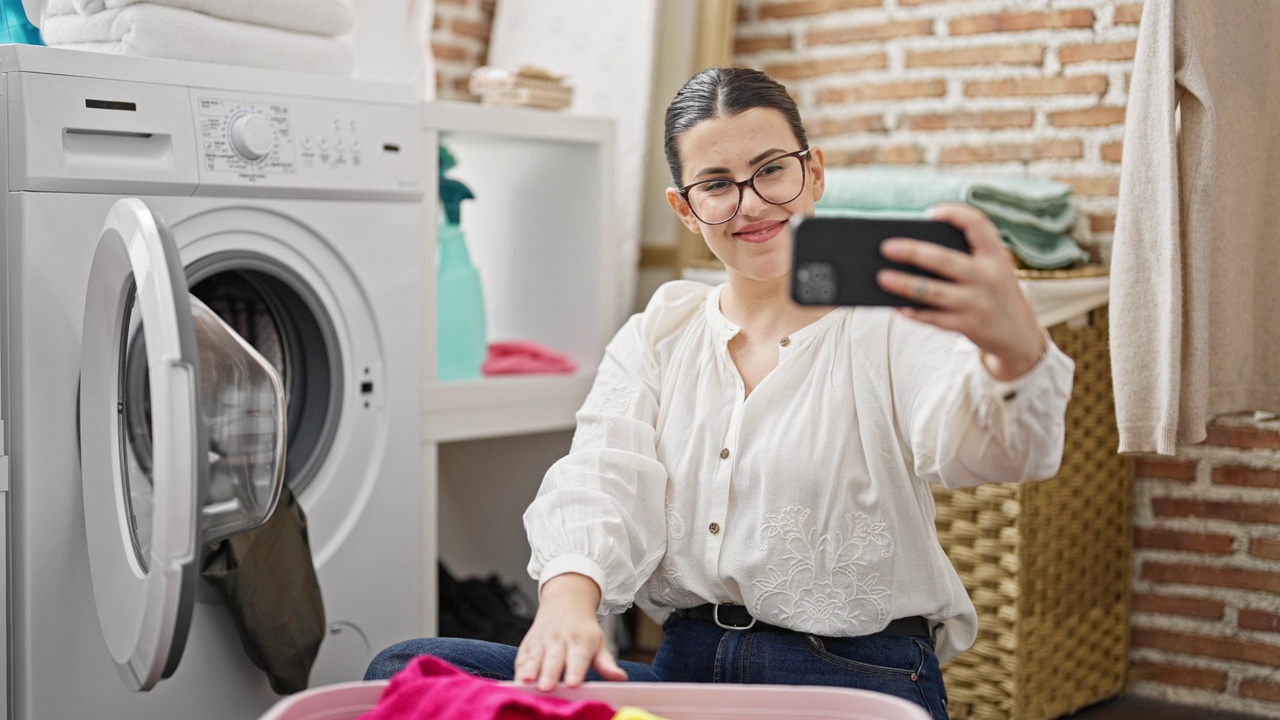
[876,204,1075,488]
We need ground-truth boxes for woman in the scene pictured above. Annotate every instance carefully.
[368,68,1072,720]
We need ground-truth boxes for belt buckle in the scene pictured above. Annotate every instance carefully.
[713,604,756,630]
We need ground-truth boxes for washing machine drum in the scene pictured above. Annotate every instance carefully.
[79,198,287,691]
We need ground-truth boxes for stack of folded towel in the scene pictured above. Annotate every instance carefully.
[816,166,1092,269]
[36,0,356,75]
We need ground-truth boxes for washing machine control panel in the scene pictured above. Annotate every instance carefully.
[192,90,422,197]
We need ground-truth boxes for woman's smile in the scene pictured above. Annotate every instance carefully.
[733,219,787,244]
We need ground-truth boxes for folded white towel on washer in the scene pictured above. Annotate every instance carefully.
[41,4,355,75]
[40,0,352,36]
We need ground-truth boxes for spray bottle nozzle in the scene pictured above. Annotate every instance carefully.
[439,144,474,225]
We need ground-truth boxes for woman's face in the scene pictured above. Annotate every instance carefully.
[667,107,824,285]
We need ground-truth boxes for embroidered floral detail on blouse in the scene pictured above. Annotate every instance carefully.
[573,384,636,447]
[751,506,895,634]
[645,558,703,607]
[666,502,686,540]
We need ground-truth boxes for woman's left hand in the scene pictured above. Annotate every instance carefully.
[876,203,1047,381]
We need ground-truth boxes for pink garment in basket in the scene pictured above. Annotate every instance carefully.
[359,655,615,720]
[482,340,578,375]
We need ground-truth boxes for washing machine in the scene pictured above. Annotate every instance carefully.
[0,45,427,718]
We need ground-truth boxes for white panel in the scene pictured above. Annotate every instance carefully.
[488,0,659,325]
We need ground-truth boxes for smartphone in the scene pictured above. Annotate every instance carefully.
[790,215,970,307]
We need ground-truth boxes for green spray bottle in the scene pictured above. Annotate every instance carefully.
[436,144,487,381]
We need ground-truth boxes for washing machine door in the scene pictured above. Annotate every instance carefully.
[78,198,287,692]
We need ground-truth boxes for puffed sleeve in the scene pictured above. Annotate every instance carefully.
[523,283,703,615]
[891,316,1075,489]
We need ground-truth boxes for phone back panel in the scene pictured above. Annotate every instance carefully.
[791,215,970,307]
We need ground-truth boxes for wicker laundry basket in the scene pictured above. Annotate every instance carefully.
[932,266,1132,720]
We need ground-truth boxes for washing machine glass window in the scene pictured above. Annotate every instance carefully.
[121,291,288,548]
[187,252,344,497]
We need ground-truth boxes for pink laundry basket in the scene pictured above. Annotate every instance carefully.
[257,679,933,720]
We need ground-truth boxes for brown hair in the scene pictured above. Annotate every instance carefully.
[663,67,808,186]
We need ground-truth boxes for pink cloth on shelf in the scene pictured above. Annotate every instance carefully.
[482,340,578,375]
[359,655,615,720]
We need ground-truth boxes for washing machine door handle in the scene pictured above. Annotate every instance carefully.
[79,197,208,692]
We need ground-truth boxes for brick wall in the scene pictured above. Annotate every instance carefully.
[430,0,495,101]
[734,0,1138,264]
[1130,417,1280,715]
[433,1,1280,715]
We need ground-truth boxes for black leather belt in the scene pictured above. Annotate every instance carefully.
[674,603,931,638]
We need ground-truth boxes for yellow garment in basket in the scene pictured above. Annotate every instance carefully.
[613,707,670,720]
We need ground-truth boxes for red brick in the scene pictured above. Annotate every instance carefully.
[1135,456,1196,481]
[809,115,887,137]
[1114,4,1145,25]
[1131,628,1280,667]
[1049,106,1126,127]
[1252,538,1280,561]
[765,52,888,80]
[1132,592,1225,619]
[1203,421,1280,450]
[1090,214,1116,233]
[823,146,923,167]
[966,75,1108,97]
[758,0,881,20]
[735,34,793,55]
[1134,528,1234,555]
[1143,562,1280,594]
[1152,497,1280,525]
[1059,40,1139,65]
[940,140,1083,165]
[906,44,1043,68]
[808,19,933,45]
[823,149,877,167]
[1101,141,1124,163]
[1130,661,1228,691]
[877,145,925,164]
[901,110,1033,131]
[1214,466,1280,489]
[1058,175,1120,196]
[818,79,945,103]
[433,43,469,61]
[950,9,1095,35]
[450,18,490,41]
[1240,609,1280,634]
[1241,677,1280,704]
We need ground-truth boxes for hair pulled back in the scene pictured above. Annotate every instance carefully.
[663,67,808,186]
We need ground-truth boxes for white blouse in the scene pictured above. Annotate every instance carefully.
[524,280,1074,662]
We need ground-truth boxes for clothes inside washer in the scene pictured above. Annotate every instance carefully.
[201,484,325,694]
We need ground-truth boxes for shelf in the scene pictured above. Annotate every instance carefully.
[422,371,595,442]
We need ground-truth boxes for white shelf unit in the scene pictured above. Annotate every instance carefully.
[420,101,622,635]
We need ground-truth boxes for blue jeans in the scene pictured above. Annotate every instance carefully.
[365,614,949,719]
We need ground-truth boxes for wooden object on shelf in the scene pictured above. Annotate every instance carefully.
[933,268,1131,720]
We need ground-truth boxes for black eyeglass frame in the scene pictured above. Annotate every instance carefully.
[676,149,812,226]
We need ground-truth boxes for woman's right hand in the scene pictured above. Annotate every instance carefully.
[514,573,628,691]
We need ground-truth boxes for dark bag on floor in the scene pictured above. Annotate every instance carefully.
[437,562,534,646]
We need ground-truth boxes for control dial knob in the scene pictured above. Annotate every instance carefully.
[227,112,274,162]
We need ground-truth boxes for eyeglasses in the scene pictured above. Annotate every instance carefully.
[677,149,811,225]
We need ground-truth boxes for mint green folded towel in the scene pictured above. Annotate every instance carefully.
[815,166,1091,269]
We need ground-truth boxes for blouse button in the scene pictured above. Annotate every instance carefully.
[779,337,791,347]
[720,448,730,460]
[708,522,720,535]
